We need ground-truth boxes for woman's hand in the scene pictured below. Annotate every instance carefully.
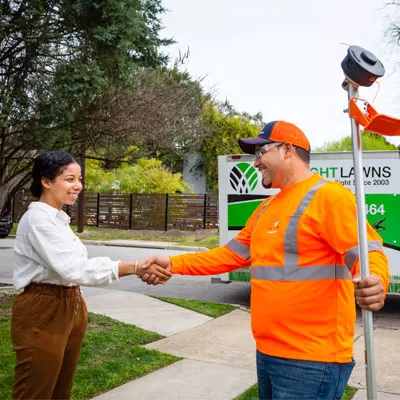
[138,256,172,285]
[137,257,172,284]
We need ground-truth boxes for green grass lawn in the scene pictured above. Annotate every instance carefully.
[73,225,220,249]
[0,317,14,399]
[152,296,237,318]
[0,310,180,400]
[167,234,219,249]
[71,313,179,399]
[234,382,357,400]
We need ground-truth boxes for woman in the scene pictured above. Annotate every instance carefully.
[11,151,170,400]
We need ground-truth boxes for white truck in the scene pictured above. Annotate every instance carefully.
[217,151,400,294]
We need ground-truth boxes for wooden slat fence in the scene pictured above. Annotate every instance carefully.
[205,193,218,229]
[131,194,167,230]
[167,194,205,230]
[13,190,218,231]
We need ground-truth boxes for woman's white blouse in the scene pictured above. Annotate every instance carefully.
[13,202,120,289]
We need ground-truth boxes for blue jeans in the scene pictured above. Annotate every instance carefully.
[256,351,355,400]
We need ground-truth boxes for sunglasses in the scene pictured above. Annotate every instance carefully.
[255,142,283,161]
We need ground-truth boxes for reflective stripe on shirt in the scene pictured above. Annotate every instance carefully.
[225,238,250,260]
[344,240,384,270]
[251,264,351,280]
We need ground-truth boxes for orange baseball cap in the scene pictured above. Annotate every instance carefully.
[238,120,310,154]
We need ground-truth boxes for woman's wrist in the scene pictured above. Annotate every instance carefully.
[134,259,145,276]
[118,261,139,277]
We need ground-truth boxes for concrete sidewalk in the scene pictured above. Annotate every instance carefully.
[82,285,400,400]
[82,287,257,400]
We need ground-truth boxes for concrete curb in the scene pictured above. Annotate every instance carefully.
[80,239,208,252]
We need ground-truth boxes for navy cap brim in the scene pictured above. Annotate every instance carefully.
[238,137,275,154]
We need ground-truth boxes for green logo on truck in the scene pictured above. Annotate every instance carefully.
[230,163,258,193]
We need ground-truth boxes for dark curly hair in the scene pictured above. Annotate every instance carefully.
[30,151,77,198]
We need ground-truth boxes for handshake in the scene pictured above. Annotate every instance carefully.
[136,256,172,285]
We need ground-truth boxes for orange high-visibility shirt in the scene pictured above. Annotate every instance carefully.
[170,173,389,363]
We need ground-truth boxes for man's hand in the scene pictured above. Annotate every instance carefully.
[353,274,385,311]
[139,256,172,285]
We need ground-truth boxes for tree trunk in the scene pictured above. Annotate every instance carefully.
[77,144,86,233]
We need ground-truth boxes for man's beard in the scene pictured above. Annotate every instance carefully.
[261,168,272,189]
[262,181,272,189]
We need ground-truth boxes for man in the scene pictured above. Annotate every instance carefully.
[142,120,389,399]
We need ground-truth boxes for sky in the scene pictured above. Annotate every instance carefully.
[160,0,400,149]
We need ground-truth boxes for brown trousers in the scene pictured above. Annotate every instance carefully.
[11,283,88,400]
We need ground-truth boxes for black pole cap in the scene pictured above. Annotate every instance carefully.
[341,45,385,87]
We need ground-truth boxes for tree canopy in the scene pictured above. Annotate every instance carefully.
[0,0,172,216]
[86,67,208,170]
[85,158,192,194]
[314,131,398,152]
